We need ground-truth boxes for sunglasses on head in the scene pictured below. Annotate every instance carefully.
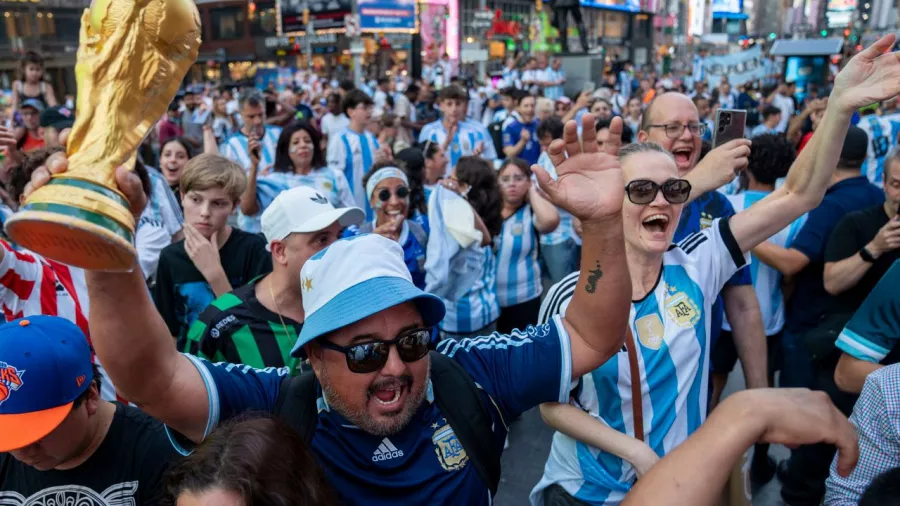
[377,186,409,202]
[625,179,691,205]
[317,327,432,373]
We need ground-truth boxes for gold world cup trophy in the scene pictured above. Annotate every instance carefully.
[5,0,201,271]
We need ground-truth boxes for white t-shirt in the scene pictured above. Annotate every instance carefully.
[321,113,350,138]
[771,94,795,132]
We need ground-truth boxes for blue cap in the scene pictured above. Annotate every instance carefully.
[0,316,93,452]
[290,234,446,357]
[20,98,44,113]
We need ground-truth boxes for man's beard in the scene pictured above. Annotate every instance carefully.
[319,360,430,437]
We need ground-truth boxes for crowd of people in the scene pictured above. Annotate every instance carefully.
[1,37,900,506]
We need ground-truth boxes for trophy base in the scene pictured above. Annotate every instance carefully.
[5,178,137,272]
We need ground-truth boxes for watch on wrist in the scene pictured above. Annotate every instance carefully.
[860,247,877,263]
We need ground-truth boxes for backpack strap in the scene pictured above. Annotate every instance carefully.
[430,351,502,496]
[273,371,319,442]
[625,328,644,442]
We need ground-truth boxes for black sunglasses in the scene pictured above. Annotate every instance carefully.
[317,327,432,373]
[625,179,692,205]
[377,186,409,202]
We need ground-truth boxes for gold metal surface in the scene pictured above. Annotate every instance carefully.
[6,0,201,270]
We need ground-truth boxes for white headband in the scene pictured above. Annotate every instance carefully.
[365,167,409,201]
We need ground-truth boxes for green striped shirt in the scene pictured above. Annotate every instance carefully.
[183,277,303,373]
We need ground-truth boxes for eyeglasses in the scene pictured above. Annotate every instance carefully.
[499,174,528,185]
[318,327,433,373]
[646,123,707,139]
[625,179,692,205]
[377,186,409,202]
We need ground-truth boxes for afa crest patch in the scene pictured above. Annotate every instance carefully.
[665,291,701,329]
[432,423,468,471]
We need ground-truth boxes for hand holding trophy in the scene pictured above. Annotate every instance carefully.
[5,0,201,271]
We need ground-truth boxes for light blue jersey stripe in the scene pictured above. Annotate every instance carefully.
[417,120,497,175]
[496,205,542,307]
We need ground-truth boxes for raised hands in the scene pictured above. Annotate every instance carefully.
[832,34,900,113]
[532,114,624,223]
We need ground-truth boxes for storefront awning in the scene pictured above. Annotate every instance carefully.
[712,11,748,19]
[770,38,844,56]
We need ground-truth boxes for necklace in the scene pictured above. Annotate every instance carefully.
[266,277,293,342]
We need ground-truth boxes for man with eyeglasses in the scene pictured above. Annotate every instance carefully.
[532,39,900,504]
[22,114,636,505]
[182,186,364,373]
[637,94,772,425]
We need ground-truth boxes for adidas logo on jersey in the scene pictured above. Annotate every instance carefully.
[371,438,404,462]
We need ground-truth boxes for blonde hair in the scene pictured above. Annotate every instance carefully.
[179,153,247,202]
[536,97,553,116]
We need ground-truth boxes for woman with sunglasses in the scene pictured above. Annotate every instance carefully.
[238,121,355,233]
[530,59,888,501]
[495,158,559,335]
[346,162,429,289]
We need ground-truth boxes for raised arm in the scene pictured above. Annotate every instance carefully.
[622,389,858,506]
[533,115,631,379]
[25,153,213,443]
[730,35,900,253]
[528,185,560,233]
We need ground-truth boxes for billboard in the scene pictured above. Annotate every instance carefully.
[711,0,742,14]
[825,0,857,27]
[280,0,352,32]
[358,0,416,31]
[578,0,641,12]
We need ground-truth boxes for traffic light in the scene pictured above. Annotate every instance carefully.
[820,29,828,37]
[844,28,851,37]
[768,32,776,40]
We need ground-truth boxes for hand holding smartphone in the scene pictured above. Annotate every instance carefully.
[713,109,747,148]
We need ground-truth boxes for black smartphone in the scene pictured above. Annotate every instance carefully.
[713,109,747,148]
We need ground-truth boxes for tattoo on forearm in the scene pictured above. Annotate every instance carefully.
[585,261,603,294]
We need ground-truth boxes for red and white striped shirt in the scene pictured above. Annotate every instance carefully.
[0,240,118,401]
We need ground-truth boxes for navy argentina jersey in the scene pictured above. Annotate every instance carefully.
[170,318,575,505]
[532,218,748,505]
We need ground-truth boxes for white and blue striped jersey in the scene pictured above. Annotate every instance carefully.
[531,218,748,506]
[723,191,806,336]
[418,120,498,175]
[500,67,521,89]
[542,68,565,100]
[237,167,356,233]
[440,246,499,333]
[496,205,542,307]
[326,127,380,217]
[537,152,580,247]
[858,115,897,187]
[219,126,282,174]
[883,112,900,144]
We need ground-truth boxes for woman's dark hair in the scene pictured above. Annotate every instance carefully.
[274,122,325,172]
[134,159,152,200]
[748,133,796,185]
[499,157,533,179]
[163,414,337,506]
[21,51,44,72]
[8,146,64,204]
[395,147,428,217]
[419,140,441,162]
[160,137,194,160]
[455,156,502,237]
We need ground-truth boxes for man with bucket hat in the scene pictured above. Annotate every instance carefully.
[23,114,633,505]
